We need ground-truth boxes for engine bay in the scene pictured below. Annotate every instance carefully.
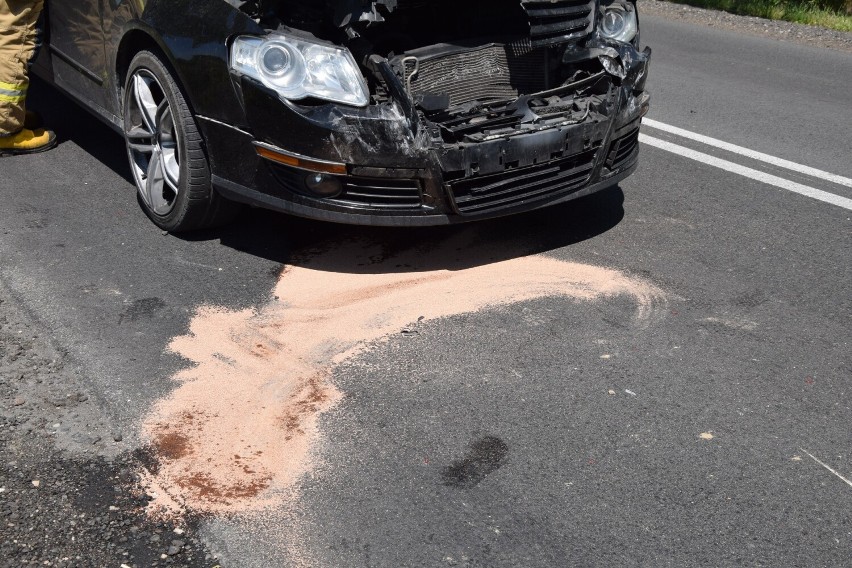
[227,0,646,149]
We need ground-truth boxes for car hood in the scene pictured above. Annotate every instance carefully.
[230,0,568,29]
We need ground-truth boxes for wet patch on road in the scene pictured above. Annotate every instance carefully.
[118,297,168,324]
[442,436,510,489]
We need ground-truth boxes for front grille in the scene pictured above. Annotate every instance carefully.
[446,148,599,215]
[269,163,423,210]
[522,0,597,48]
[333,177,423,209]
[401,41,546,106]
[605,126,640,172]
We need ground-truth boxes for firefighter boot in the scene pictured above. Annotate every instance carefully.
[0,128,57,156]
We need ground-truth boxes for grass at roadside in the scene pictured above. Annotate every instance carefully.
[658,0,852,32]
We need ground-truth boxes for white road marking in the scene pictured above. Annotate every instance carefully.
[639,134,852,212]
[800,448,852,490]
[644,118,852,190]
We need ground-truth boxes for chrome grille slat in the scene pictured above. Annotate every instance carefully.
[606,127,640,171]
[522,0,597,48]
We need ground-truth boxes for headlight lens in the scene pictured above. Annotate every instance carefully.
[231,35,370,107]
[598,3,638,43]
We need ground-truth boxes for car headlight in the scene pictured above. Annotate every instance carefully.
[598,2,638,43]
[230,34,370,107]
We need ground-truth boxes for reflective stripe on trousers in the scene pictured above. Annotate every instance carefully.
[0,0,44,135]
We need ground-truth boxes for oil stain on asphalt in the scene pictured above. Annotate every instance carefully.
[442,436,510,489]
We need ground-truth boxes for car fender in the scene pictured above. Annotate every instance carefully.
[113,0,264,130]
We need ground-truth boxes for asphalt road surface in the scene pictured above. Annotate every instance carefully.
[1,12,851,568]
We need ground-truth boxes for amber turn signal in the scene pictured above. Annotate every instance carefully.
[254,142,348,175]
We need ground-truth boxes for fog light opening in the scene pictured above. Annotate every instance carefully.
[304,173,344,198]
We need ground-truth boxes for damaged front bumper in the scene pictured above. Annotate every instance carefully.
[210,32,651,226]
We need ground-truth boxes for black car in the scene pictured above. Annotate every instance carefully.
[33,0,651,231]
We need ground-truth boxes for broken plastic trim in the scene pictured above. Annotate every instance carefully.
[528,70,608,100]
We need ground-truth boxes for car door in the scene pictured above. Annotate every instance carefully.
[48,0,111,117]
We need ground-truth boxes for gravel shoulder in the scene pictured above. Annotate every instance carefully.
[639,0,852,52]
[0,281,218,568]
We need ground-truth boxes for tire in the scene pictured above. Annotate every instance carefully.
[123,50,240,232]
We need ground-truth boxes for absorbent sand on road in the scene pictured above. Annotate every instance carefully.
[140,236,666,519]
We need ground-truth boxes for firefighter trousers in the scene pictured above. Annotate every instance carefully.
[0,0,43,136]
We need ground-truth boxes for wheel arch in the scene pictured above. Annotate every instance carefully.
[115,27,199,117]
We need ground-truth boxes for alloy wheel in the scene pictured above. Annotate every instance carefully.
[125,69,181,217]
